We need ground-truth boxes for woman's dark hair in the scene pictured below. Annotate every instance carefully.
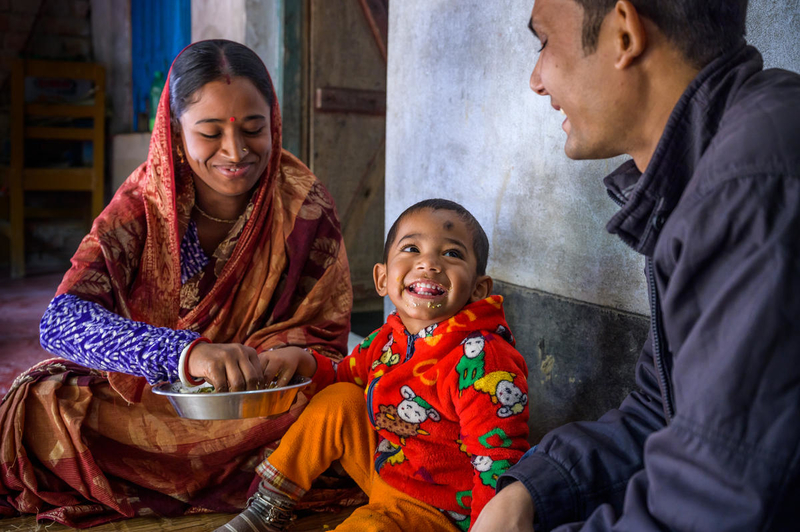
[382,199,490,276]
[169,39,275,126]
[573,0,748,69]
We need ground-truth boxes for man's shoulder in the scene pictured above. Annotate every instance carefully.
[700,67,800,186]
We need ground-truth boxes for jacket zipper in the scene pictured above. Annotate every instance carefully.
[647,257,675,422]
[366,375,382,426]
[608,189,675,421]
[367,332,418,427]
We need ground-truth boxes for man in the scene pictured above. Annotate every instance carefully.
[473,0,800,530]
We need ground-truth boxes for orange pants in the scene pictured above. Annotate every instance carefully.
[261,382,458,532]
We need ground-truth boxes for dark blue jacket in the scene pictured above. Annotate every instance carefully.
[499,45,800,531]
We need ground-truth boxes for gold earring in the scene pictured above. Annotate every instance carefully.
[175,144,185,164]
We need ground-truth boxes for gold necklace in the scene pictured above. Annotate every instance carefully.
[194,204,239,224]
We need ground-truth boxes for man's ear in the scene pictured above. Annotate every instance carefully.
[470,275,493,303]
[611,0,647,69]
[373,263,388,297]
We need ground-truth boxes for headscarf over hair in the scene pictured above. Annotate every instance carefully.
[57,40,352,388]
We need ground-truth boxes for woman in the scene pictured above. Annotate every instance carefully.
[0,40,354,528]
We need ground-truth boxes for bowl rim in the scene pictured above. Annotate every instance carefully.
[150,376,311,397]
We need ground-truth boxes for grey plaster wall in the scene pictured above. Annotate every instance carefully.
[90,0,133,135]
[385,0,800,319]
[192,0,284,106]
[385,0,799,438]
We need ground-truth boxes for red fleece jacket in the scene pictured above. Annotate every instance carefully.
[312,295,530,530]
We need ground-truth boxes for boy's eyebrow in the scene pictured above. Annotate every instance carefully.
[397,233,468,251]
[443,237,468,250]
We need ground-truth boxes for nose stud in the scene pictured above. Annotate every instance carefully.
[242,147,248,153]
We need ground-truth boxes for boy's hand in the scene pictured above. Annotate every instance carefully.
[258,346,318,388]
[187,342,263,392]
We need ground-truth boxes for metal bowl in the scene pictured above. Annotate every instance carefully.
[151,377,311,420]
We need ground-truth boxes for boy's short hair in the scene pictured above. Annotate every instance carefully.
[382,199,489,276]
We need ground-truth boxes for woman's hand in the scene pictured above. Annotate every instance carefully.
[187,342,263,392]
[258,347,318,389]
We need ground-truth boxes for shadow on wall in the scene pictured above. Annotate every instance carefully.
[495,279,649,444]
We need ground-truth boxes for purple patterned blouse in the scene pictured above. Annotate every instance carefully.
[39,221,209,384]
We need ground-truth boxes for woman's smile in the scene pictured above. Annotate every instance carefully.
[214,162,254,179]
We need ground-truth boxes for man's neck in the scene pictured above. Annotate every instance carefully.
[629,50,700,172]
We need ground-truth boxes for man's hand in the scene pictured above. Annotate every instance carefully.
[187,342,263,392]
[471,481,535,532]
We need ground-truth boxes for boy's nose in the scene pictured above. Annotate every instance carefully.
[415,254,442,272]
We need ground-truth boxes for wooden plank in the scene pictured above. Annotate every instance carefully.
[0,506,358,531]
[24,60,103,81]
[25,126,95,140]
[315,87,386,115]
[23,168,94,191]
[341,135,386,246]
[10,59,26,278]
[356,0,389,63]
[26,103,97,118]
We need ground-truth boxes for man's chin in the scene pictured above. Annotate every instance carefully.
[564,137,620,161]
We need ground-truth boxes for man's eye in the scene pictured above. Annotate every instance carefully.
[401,245,419,253]
[444,250,463,259]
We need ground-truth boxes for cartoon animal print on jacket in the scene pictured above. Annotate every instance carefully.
[473,371,528,417]
[371,333,400,370]
[456,332,486,395]
[471,455,512,489]
[374,385,440,445]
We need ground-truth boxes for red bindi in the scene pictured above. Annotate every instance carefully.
[230,117,235,122]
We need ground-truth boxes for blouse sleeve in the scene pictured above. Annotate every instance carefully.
[40,293,200,384]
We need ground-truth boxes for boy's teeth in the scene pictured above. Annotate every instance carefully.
[410,282,445,295]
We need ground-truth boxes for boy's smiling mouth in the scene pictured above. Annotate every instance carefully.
[405,280,448,298]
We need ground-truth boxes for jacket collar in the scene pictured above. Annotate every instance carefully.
[386,295,514,345]
[604,44,763,256]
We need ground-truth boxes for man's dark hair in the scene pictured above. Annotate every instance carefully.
[573,0,748,69]
[169,39,275,126]
[382,199,490,276]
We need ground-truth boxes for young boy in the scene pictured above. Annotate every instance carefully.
[220,199,529,532]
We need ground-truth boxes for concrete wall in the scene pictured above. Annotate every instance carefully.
[385,0,800,442]
[192,0,284,107]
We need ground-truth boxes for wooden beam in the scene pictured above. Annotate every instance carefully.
[356,0,389,63]
[23,168,94,191]
[315,87,386,115]
[26,103,96,118]
[25,127,95,140]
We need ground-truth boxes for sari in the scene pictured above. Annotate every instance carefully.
[0,43,354,528]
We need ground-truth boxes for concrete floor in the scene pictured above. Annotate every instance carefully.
[0,272,61,397]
